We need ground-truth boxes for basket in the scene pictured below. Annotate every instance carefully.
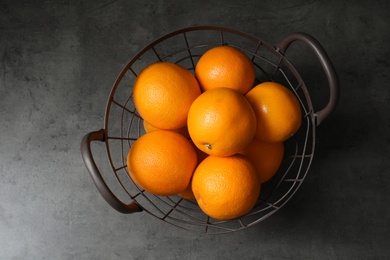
[81,26,339,234]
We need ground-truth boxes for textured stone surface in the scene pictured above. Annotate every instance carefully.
[1,0,389,259]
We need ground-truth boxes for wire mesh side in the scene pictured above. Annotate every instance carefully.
[102,26,316,234]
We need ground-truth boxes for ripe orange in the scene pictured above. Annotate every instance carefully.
[192,143,209,163]
[178,142,208,200]
[240,138,284,183]
[179,142,209,200]
[143,120,190,139]
[195,45,256,94]
[245,82,302,143]
[178,182,196,200]
[142,120,160,132]
[133,62,201,130]
[187,87,257,157]
[191,154,261,220]
[127,130,197,196]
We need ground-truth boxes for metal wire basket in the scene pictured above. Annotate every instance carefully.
[81,26,339,234]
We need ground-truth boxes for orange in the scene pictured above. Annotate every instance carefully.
[127,130,197,196]
[178,142,208,200]
[195,45,256,94]
[190,140,209,164]
[143,120,190,139]
[178,182,196,200]
[245,82,302,143]
[142,120,161,133]
[191,154,261,220]
[133,62,201,130]
[240,138,284,183]
[187,87,256,157]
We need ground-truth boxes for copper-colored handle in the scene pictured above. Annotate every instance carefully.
[81,129,142,214]
[277,32,340,126]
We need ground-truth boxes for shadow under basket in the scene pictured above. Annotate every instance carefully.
[81,26,339,234]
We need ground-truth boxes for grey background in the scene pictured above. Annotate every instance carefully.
[1,0,389,259]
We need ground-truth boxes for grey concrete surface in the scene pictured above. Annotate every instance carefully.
[1,0,389,259]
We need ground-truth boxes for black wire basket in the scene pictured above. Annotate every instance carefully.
[81,26,339,234]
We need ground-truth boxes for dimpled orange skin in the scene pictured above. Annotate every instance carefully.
[245,82,302,143]
[187,87,257,157]
[133,62,201,130]
[127,130,197,196]
[195,46,256,95]
[191,154,261,220]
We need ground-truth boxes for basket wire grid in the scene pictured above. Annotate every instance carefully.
[83,26,338,234]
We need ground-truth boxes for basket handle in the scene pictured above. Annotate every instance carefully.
[277,32,340,126]
[81,129,142,214]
